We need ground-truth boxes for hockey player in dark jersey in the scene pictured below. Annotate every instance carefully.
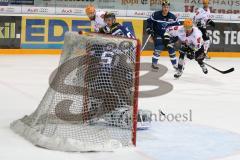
[99,12,135,39]
[98,13,150,129]
[146,0,180,70]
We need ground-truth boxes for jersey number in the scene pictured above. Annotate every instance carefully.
[101,51,114,64]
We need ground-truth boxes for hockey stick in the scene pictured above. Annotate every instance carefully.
[141,35,151,52]
[203,62,234,74]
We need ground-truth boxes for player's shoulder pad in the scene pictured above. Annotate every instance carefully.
[111,22,121,30]
[152,10,162,19]
[168,12,177,19]
[114,22,121,27]
[193,27,203,36]
[197,7,205,13]
[167,12,175,17]
[118,24,128,31]
[96,11,105,17]
[179,25,185,31]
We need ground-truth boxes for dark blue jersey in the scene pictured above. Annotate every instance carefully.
[146,11,180,37]
[99,23,135,39]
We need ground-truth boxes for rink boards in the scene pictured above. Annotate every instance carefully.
[0,14,239,57]
[1,50,240,58]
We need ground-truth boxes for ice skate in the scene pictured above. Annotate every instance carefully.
[200,64,208,74]
[174,69,183,78]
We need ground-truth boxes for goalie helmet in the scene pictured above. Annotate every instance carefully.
[183,18,193,30]
[162,0,170,6]
[85,4,96,15]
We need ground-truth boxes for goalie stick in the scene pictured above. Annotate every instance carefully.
[203,62,234,74]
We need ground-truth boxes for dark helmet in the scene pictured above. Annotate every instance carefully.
[162,0,170,6]
[104,12,116,20]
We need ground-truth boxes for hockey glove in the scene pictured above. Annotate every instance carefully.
[197,21,203,28]
[186,52,195,60]
[146,28,155,37]
[207,19,215,28]
[180,44,195,60]
[163,34,170,47]
[180,44,190,52]
[186,47,195,60]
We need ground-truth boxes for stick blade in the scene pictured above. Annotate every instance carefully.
[221,67,234,74]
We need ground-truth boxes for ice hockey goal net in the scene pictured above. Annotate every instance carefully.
[10,32,141,152]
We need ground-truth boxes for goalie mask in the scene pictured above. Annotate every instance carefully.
[104,12,116,27]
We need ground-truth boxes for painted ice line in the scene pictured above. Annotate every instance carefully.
[137,122,240,160]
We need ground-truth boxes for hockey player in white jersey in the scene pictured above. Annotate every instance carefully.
[163,19,208,78]
[85,4,106,32]
[193,0,215,58]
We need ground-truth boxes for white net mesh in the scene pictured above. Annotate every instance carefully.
[10,32,140,152]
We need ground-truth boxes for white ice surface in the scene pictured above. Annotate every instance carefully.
[0,55,240,160]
